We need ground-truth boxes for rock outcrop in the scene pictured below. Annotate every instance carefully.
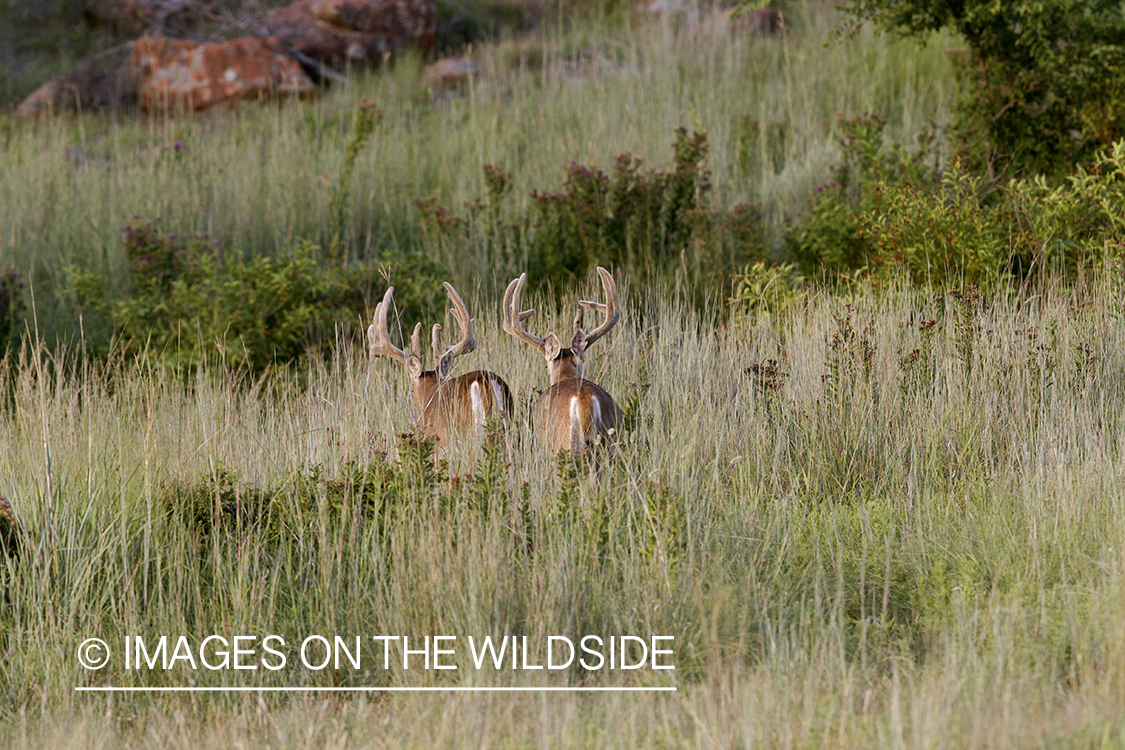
[86,0,218,36]
[421,56,477,91]
[132,36,316,111]
[263,0,438,69]
[13,45,138,119]
[14,36,316,118]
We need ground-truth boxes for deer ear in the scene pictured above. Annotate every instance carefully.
[544,332,562,361]
[407,353,424,379]
[570,328,587,354]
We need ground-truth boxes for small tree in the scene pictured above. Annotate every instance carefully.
[841,0,1125,179]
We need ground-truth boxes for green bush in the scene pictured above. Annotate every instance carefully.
[417,128,768,304]
[842,0,1125,179]
[862,158,1009,288]
[788,115,942,278]
[1007,139,1125,279]
[71,219,448,374]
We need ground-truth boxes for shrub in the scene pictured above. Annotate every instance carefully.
[1007,139,1125,280]
[416,128,768,304]
[861,158,1009,289]
[788,115,939,279]
[841,0,1125,179]
[72,219,448,374]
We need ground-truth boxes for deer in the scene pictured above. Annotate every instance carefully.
[367,282,513,447]
[502,266,622,458]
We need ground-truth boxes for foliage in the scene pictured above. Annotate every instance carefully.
[730,260,805,320]
[788,115,1125,290]
[788,115,939,279]
[71,218,447,373]
[1007,139,1125,279]
[417,128,768,304]
[841,0,1125,178]
[861,158,1008,289]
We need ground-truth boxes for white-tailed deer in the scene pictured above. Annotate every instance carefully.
[368,282,513,446]
[502,266,622,457]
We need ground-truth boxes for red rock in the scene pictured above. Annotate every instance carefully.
[132,36,316,112]
[263,0,437,68]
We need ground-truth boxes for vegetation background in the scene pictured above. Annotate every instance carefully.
[1,0,1124,746]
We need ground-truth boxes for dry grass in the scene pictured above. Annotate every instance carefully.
[1,267,1124,746]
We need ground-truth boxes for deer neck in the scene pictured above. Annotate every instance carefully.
[547,351,582,385]
[412,372,442,411]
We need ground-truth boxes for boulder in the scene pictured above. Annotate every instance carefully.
[263,0,437,69]
[13,45,138,120]
[14,36,317,118]
[421,57,477,91]
[86,0,217,36]
[132,36,316,111]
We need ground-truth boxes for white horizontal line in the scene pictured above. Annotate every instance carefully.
[76,686,677,693]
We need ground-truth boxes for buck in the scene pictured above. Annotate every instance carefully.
[502,266,622,457]
[368,282,513,446]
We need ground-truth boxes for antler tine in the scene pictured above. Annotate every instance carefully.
[432,282,476,378]
[431,323,443,369]
[502,274,547,355]
[410,323,422,363]
[441,282,476,360]
[367,286,408,365]
[577,266,620,347]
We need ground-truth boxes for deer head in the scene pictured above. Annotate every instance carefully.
[502,266,619,384]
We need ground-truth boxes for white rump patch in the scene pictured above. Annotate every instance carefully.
[471,381,487,425]
[569,396,583,455]
[492,380,506,413]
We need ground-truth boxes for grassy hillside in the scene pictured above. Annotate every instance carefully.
[0,5,955,343]
[5,3,1124,748]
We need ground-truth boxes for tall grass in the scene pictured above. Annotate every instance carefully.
[0,5,955,341]
[1,265,1124,746]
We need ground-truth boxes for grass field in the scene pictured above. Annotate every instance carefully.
[3,2,1125,747]
[3,273,1125,747]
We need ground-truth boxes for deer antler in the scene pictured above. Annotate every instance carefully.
[433,282,477,379]
[576,266,619,348]
[367,287,409,364]
[502,273,547,355]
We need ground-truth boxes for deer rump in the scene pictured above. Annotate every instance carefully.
[532,379,621,456]
[416,370,513,443]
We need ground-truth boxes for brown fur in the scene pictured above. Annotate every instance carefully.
[414,370,513,447]
[502,267,622,459]
[532,379,621,456]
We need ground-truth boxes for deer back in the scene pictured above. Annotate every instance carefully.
[532,378,621,456]
[416,370,513,445]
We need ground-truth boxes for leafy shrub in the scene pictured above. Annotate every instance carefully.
[789,115,939,278]
[789,116,1125,290]
[1007,139,1125,280]
[862,159,1009,288]
[842,0,1125,179]
[417,128,768,304]
[72,219,448,373]
[730,261,805,321]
